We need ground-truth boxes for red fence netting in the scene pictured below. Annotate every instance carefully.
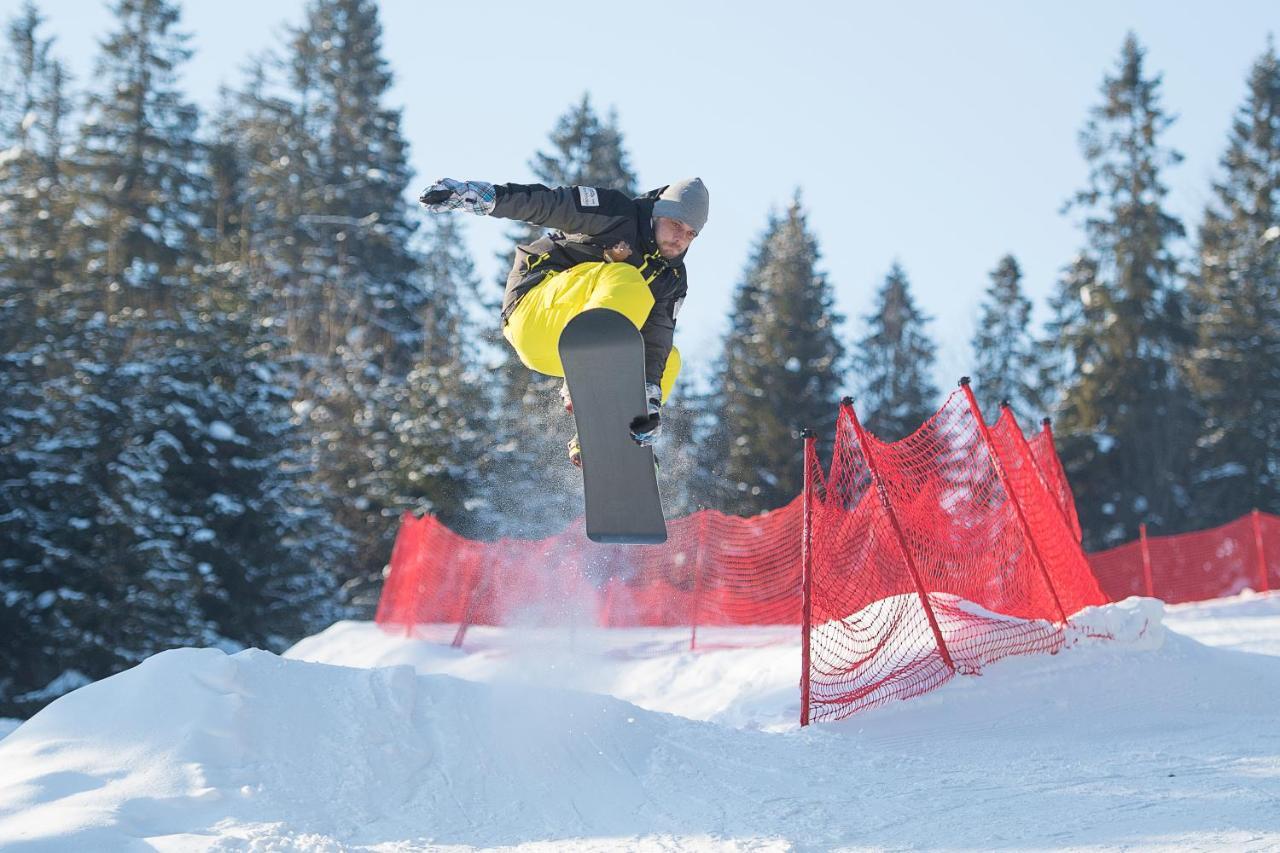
[374,387,1275,725]
[800,387,1108,723]
[375,501,802,649]
[1087,512,1277,605]
[1027,419,1084,543]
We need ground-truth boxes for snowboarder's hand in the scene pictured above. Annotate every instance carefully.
[418,178,496,215]
[629,383,663,446]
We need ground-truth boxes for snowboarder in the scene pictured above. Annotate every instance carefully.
[419,177,708,466]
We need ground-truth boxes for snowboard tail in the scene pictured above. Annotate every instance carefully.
[558,309,667,544]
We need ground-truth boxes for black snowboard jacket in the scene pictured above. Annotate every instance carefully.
[490,183,687,388]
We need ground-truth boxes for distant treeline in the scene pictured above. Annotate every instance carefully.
[1,0,1276,716]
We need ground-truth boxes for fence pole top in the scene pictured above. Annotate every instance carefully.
[959,376,972,387]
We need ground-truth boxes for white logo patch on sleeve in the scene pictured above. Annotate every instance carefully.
[578,186,599,207]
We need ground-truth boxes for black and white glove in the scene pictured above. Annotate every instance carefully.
[418,178,497,215]
[629,382,663,446]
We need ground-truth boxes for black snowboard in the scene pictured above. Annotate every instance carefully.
[558,308,667,544]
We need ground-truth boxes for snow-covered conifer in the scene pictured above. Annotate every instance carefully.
[1186,40,1280,523]
[703,196,845,515]
[1051,33,1197,548]
[853,262,939,442]
[971,255,1041,420]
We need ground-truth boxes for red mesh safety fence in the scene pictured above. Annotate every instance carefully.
[987,407,1104,615]
[375,501,802,648]
[1027,420,1084,543]
[598,504,802,630]
[801,387,1108,724]
[374,385,1272,725]
[1087,511,1278,604]
[1086,539,1148,602]
[377,511,487,625]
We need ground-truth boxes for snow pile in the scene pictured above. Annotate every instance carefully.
[289,622,803,731]
[1067,594,1167,648]
[0,646,836,849]
[1,596,1278,850]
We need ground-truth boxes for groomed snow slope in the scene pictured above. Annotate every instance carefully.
[0,595,1278,850]
[1164,591,1280,657]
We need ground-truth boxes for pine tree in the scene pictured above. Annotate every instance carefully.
[853,262,939,441]
[173,77,354,649]
[530,94,637,193]
[186,84,351,646]
[281,0,424,367]
[703,196,845,515]
[0,0,229,715]
[0,2,73,335]
[256,0,431,603]
[0,0,72,361]
[1035,253,1099,415]
[74,0,202,308]
[971,254,1041,420]
[388,215,492,537]
[0,2,84,717]
[213,58,313,287]
[484,95,639,537]
[1052,33,1196,548]
[1185,40,1280,523]
[69,0,222,656]
[162,264,347,650]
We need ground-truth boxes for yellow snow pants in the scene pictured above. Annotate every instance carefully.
[502,261,681,403]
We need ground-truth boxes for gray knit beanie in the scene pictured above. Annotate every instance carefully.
[652,178,709,233]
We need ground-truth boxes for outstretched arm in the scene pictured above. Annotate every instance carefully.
[421,179,633,237]
[488,183,633,236]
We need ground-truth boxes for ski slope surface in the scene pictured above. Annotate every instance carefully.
[1,594,1279,851]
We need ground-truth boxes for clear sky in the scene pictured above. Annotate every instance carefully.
[11,0,1278,393]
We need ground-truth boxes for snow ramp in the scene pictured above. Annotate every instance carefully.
[3,600,1280,850]
[0,648,815,849]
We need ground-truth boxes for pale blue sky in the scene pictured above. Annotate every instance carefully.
[12,0,1278,394]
